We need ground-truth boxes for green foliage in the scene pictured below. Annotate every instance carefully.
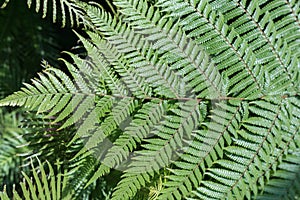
[0,110,28,194]
[0,158,73,200]
[1,0,300,199]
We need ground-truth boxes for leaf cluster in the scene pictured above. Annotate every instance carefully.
[0,0,299,199]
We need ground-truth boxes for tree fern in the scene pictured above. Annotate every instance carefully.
[0,0,299,199]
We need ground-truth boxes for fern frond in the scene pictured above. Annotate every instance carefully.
[191,98,300,199]
[1,0,89,27]
[111,100,202,199]
[0,67,73,109]
[156,0,266,98]
[87,31,153,98]
[113,0,223,98]
[257,152,300,199]
[266,1,300,63]
[157,100,246,199]
[1,0,299,199]
[66,154,99,199]
[84,4,186,98]
[132,100,202,172]
[111,171,153,200]
[87,100,168,186]
[210,0,299,94]
[258,0,300,53]
[79,97,139,156]
[74,33,129,96]
[0,110,28,193]
[104,100,167,167]
[0,62,95,129]
[216,0,300,59]
[0,59,104,154]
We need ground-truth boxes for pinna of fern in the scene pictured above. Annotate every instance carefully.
[0,0,300,199]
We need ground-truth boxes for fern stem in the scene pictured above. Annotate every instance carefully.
[94,93,298,102]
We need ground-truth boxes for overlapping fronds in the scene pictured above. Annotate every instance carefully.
[156,100,246,199]
[113,0,224,98]
[110,100,204,199]
[84,4,187,98]
[0,0,299,199]
[86,100,168,184]
[156,0,267,98]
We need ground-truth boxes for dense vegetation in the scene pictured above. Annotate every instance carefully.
[0,0,299,199]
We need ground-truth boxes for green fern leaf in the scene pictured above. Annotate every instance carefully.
[86,100,168,186]
[212,0,299,94]
[113,0,224,98]
[1,0,300,199]
[84,4,186,98]
[157,0,266,98]
[111,100,202,199]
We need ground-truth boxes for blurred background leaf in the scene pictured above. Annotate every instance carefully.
[0,0,77,96]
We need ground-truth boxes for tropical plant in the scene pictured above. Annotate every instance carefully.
[0,0,300,199]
